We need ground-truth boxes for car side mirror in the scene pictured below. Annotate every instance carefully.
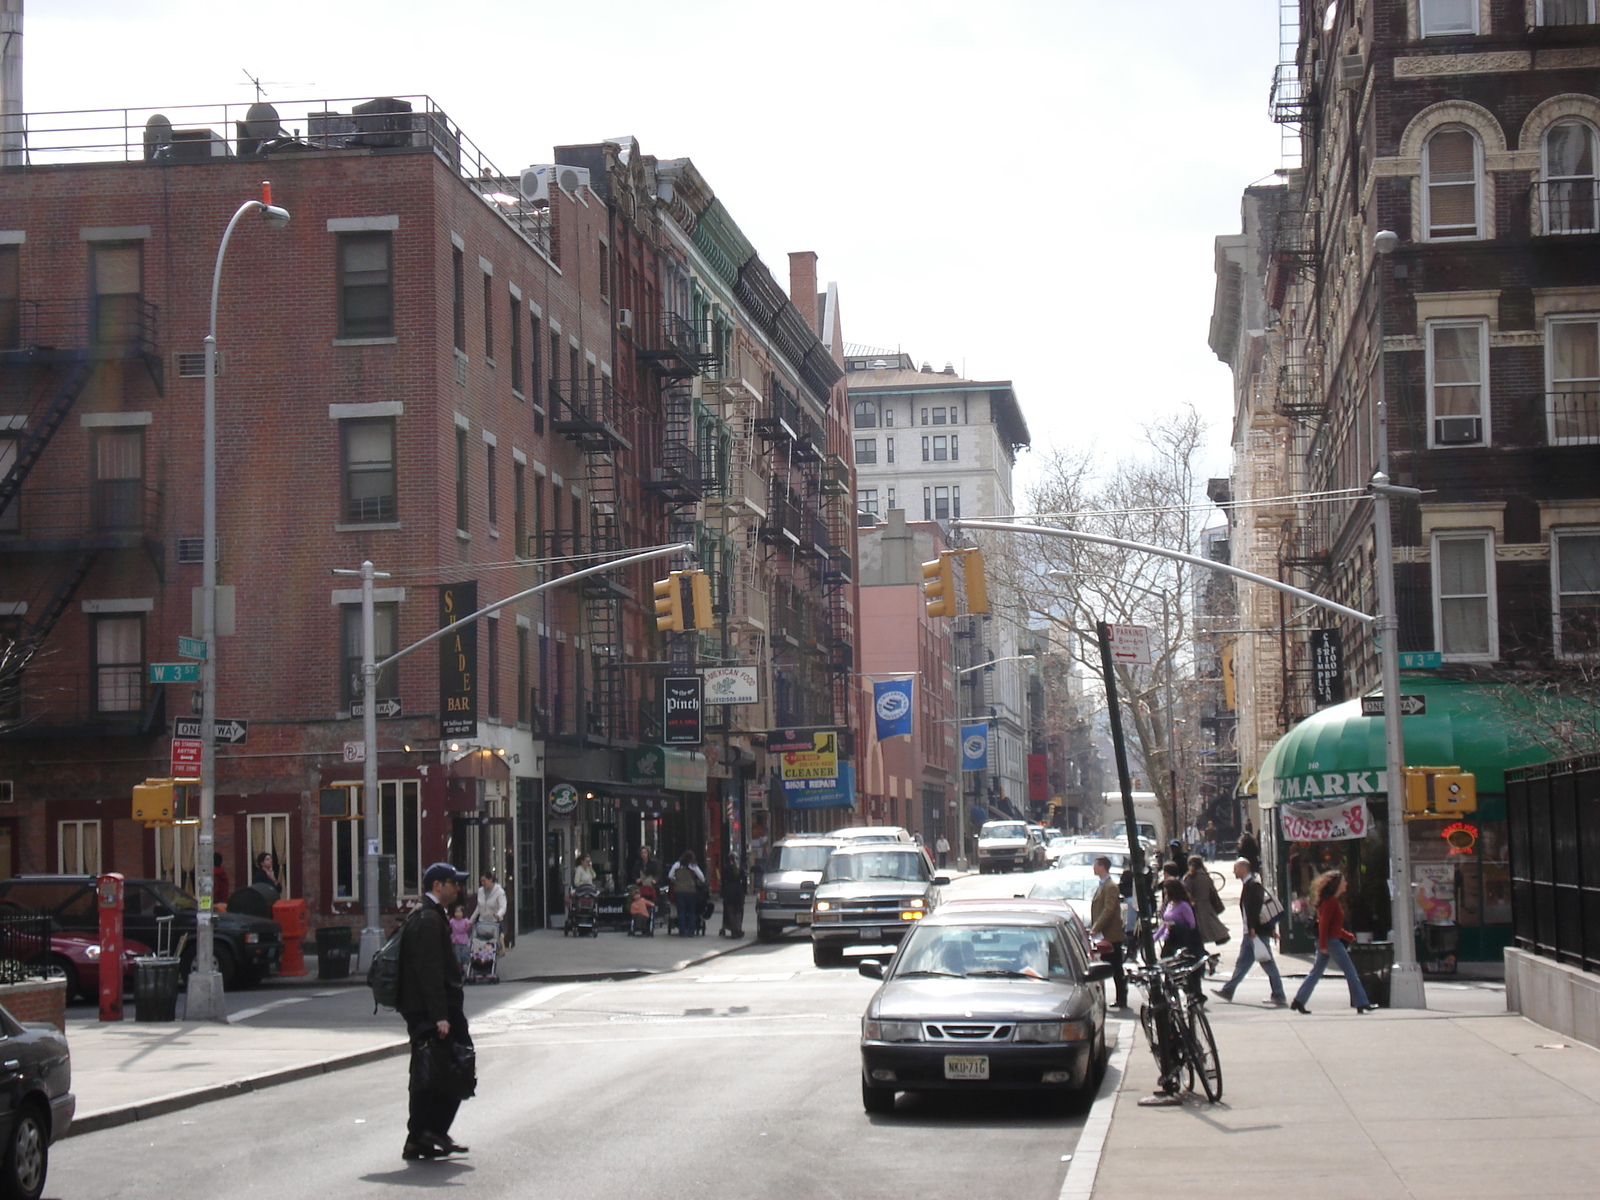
[802,878,820,888]
[858,959,885,980]
[933,876,950,887]
[1085,962,1115,982]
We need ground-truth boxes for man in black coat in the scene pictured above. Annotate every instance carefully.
[398,862,473,1161]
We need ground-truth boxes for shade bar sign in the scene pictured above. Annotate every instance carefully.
[439,581,478,739]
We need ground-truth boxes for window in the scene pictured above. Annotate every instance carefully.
[1539,0,1595,24]
[886,436,895,463]
[455,426,469,532]
[451,247,466,352]
[247,814,291,898]
[58,820,101,875]
[482,270,494,360]
[337,233,392,338]
[333,818,360,901]
[1426,320,1487,445]
[933,436,949,461]
[948,406,960,425]
[0,441,15,530]
[932,486,952,521]
[1420,0,1477,35]
[486,617,500,721]
[855,438,877,464]
[1543,120,1599,234]
[486,443,498,527]
[513,460,527,557]
[0,243,17,349]
[379,780,422,901]
[1433,532,1496,659]
[597,240,610,298]
[858,488,879,515]
[953,485,962,519]
[341,602,398,709]
[341,418,396,522]
[1423,127,1481,239]
[530,314,544,406]
[932,407,946,425]
[853,400,878,428]
[922,436,930,461]
[533,475,546,558]
[549,331,561,400]
[951,435,960,461]
[91,428,142,530]
[517,624,530,724]
[888,487,897,511]
[90,241,141,349]
[571,492,583,556]
[1554,530,1600,656]
[1548,317,1600,443]
[510,297,523,393]
[93,614,142,714]
[884,408,895,427]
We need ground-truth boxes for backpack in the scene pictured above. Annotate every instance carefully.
[368,908,422,1012]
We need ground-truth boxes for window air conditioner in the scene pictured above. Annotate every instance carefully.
[617,308,633,332]
[519,164,592,204]
[1435,416,1482,445]
[1339,54,1365,90]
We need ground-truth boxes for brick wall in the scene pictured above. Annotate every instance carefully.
[0,980,68,1033]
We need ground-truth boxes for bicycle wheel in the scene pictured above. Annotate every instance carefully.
[1209,870,1227,893]
[1182,1000,1223,1103]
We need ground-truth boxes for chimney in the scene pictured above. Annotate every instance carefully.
[788,251,819,330]
[1,0,21,169]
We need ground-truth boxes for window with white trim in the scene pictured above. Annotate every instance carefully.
[92,614,143,714]
[1542,120,1599,234]
[1553,529,1600,656]
[58,820,101,875]
[883,408,895,427]
[887,487,896,511]
[341,602,398,710]
[341,418,396,522]
[248,813,292,898]
[333,817,361,900]
[1420,0,1478,35]
[886,436,895,463]
[1423,127,1481,239]
[853,400,878,428]
[1426,319,1488,446]
[857,488,879,515]
[931,407,947,425]
[1539,0,1596,25]
[1546,316,1600,444]
[380,779,423,900]
[932,435,949,461]
[854,437,876,464]
[1433,532,1497,660]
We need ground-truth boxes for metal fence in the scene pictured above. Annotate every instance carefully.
[0,911,55,985]
[1508,753,1600,970]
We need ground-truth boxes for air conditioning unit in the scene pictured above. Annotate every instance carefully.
[1338,53,1365,90]
[519,163,591,204]
[1435,416,1483,445]
[617,308,634,332]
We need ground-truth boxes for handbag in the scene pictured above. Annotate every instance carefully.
[1209,888,1226,915]
[1259,886,1285,927]
[411,1035,477,1101]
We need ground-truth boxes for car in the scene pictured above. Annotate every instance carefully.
[810,844,948,968]
[976,820,1047,873]
[1044,835,1072,866]
[856,906,1113,1113]
[0,904,150,1001]
[0,876,282,989]
[0,1002,73,1200]
[1026,867,1104,929]
[756,836,842,941]
[1049,838,1136,873]
[828,826,915,844]
[937,896,1099,961]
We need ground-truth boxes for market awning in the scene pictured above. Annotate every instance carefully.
[1258,675,1564,802]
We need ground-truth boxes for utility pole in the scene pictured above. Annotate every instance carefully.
[1097,621,1156,966]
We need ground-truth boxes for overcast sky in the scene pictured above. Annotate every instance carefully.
[24,0,1282,501]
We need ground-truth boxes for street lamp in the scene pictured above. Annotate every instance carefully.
[190,183,291,1024]
[955,653,1036,675]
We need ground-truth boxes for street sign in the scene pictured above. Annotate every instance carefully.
[149,663,200,684]
[1106,624,1152,665]
[350,698,403,719]
[172,718,249,745]
[170,737,203,777]
[344,741,366,763]
[1399,651,1443,670]
[177,636,208,660]
[1361,693,1427,717]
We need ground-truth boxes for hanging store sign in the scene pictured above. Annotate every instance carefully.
[662,676,703,745]
[1311,629,1344,706]
[665,749,708,792]
[439,581,479,739]
[1442,821,1479,855]
[547,783,579,816]
[1279,797,1369,842]
[702,666,760,705]
[780,730,839,781]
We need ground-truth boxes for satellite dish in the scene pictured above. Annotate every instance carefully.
[143,114,173,161]
[243,102,280,140]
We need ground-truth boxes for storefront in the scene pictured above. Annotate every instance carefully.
[1257,675,1551,964]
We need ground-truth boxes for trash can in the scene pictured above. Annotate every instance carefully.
[1345,940,1393,1008]
[315,925,353,980]
[134,956,182,1022]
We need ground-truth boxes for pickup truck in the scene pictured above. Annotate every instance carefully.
[809,843,948,968]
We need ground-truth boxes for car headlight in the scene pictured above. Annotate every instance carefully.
[244,933,260,944]
[863,1019,921,1042]
[814,900,831,912]
[762,890,779,901]
[84,945,102,960]
[1014,1020,1092,1044]
[904,897,925,909]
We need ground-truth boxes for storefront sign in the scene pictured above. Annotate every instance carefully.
[1311,629,1344,706]
[439,581,478,739]
[1280,797,1369,842]
[665,749,708,792]
[1442,821,1478,855]
[627,745,665,786]
[781,730,838,781]
[662,676,703,745]
[1268,770,1386,801]
[1414,863,1457,923]
[547,782,579,816]
[702,666,759,705]
[783,760,856,810]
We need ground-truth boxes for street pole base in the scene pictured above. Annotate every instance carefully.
[185,969,228,1023]
[357,926,383,974]
[1388,961,1427,1010]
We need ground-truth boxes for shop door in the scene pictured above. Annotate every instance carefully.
[545,828,566,921]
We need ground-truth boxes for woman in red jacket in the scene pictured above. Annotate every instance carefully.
[1290,871,1377,1014]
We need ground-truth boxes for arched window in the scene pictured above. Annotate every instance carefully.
[1423,126,1481,240]
[1543,120,1599,234]
[853,400,878,428]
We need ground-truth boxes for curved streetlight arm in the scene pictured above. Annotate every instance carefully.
[955,653,1035,675]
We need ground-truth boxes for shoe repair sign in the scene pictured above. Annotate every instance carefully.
[1279,797,1369,842]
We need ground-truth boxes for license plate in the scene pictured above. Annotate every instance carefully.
[858,927,880,942]
[796,912,812,924]
[944,1055,989,1081]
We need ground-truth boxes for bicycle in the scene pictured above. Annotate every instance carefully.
[1128,952,1223,1103]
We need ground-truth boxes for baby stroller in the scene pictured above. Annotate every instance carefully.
[564,883,599,937]
[466,919,501,984]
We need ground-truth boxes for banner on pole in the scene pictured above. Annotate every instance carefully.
[873,679,913,741]
[960,722,990,771]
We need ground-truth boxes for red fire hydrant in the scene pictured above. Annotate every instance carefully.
[272,898,308,977]
[97,873,124,1021]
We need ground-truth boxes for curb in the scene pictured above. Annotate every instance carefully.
[65,1039,409,1138]
[1058,1018,1136,1200]
[508,931,760,983]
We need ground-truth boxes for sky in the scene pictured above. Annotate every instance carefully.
[21,0,1284,500]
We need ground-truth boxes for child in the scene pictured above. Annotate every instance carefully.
[449,904,472,969]
[628,886,655,936]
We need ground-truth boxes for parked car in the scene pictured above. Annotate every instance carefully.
[756,836,843,941]
[0,903,149,1000]
[1048,837,1135,873]
[828,826,915,844]
[856,904,1113,1113]
[1026,868,1104,929]
[810,844,948,968]
[976,820,1047,873]
[0,1002,73,1199]
[0,876,282,989]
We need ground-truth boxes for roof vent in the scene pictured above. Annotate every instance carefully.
[943,362,956,375]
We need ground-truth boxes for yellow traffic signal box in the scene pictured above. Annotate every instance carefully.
[654,571,686,632]
[132,778,176,823]
[1403,766,1477,816]
[687,569,715,631]
[961,549,990,615]
[922,554,955,618]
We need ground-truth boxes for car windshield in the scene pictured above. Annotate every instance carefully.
[1030,874,1101,902]
[767,845,834,873]
[896,923,1071,981]
[821,850,928,883]
[1111,822,1157,841]
[980,823,1028,841]
[1057,851,1128,869]
[145,880,198,911]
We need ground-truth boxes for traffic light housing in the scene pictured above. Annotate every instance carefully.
[962,549,990,614]
[132,779,176,824]
[1403,766,1478,816]
[922,554,955,618]
[687,569,715,631]
[653,572,686,632]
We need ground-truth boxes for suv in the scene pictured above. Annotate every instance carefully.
[809,843,948,968]
[756,837,842,941]
[0,875,283,988]
[828,826,914,844]
[977,820,1047,873]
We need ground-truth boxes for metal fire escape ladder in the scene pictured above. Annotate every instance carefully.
[9,551,101,673]
[0,356,97,520]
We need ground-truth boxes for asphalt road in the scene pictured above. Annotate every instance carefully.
[51,868,1093,1200]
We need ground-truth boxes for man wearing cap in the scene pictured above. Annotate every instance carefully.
[398,862,473,1161]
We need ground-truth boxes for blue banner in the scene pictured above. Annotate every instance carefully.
[873,679,914,741]
[960,722,990,771]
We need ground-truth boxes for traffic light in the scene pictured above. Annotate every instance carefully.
[1403,766,1478,816]
[132,778,176,824]
[962,549,990,614]
[653,571,686,632]
[687,569,715,631]
[922,553,955,618]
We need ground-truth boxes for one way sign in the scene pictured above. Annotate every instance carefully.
[172,717,250,745]
[1360,694,1426,717]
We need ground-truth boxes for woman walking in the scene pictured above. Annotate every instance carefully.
[1184,856,1230,948]
[1291,870,1377,1014]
